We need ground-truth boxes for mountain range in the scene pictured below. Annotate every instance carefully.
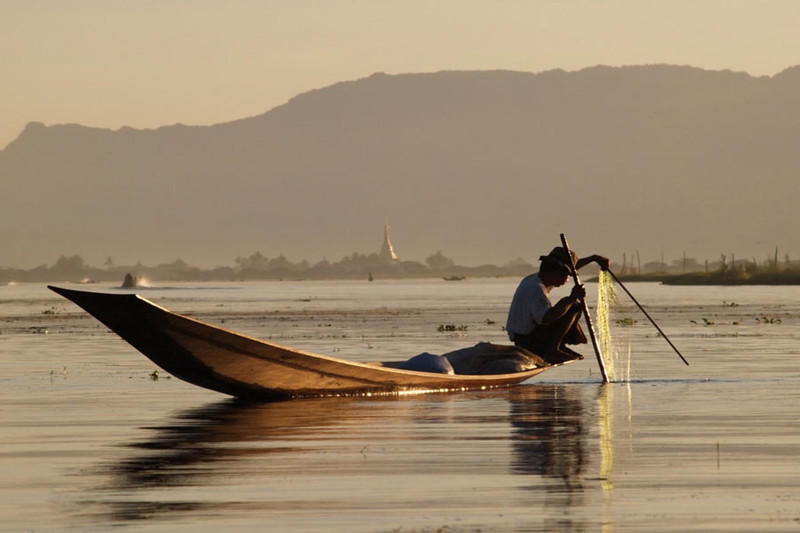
[2,64,799,269]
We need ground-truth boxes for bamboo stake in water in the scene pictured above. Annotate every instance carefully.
[608,269,689,366]
[560,233,610,383]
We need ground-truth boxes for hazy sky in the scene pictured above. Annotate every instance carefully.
[2,0,798,149]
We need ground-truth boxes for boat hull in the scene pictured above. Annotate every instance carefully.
[49,286,559,400]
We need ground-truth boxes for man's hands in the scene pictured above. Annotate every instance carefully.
[542,283,585,324]
[594,255,610,271]
[569,283,586,302]
[575,254,610,272]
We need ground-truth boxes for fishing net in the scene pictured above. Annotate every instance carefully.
[596,271,634,383]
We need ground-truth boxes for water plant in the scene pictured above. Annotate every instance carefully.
[437,324,468,332]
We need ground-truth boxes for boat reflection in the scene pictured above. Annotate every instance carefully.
[80,385,598,526]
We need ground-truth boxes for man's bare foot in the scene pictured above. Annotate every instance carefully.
[558,346,583,361]
[544,347,583,365]
[559,346,584,361]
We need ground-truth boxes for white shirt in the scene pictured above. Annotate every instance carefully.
[506,273,552,340]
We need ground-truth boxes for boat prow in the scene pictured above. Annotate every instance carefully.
[49,286,566,400]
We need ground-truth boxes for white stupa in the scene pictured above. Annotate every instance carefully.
[379,220,399,262]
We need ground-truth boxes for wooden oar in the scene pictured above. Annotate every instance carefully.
[608,270,689,366]
[560,233,610,383]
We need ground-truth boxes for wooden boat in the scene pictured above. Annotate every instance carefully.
[49,286,565,400]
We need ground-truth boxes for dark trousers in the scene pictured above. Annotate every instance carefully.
[513,305,585,363]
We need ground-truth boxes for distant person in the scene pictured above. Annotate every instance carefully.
[506,247,609,364]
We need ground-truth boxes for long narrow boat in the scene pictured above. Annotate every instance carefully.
[49,286,565,400]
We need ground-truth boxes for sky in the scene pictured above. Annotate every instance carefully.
[2,0,799,150]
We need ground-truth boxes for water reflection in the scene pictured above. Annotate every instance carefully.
[78,386,600,528]
[598,383,615,533]
[508,385,590,531]
[509,386,587,480]
[78,397,371,524]
[103,398,347,490]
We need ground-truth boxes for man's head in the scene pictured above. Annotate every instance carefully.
[538,247,577,287]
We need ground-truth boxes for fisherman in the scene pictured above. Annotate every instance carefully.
[506,247,609,365]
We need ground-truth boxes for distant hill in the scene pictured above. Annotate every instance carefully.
[2,65,799,269]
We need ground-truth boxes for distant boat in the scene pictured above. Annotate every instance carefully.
[443,275,466,281]
[48,286,570,400]
[121,273,145,288]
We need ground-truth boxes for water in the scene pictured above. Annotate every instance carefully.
[2,279,799,532]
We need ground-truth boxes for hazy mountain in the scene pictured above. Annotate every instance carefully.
[2,65,799,269]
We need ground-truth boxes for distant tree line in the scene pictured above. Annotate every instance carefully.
[3,248,799,284]
[0,251,536,284]
[616,248,800,285]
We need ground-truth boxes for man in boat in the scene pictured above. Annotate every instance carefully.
[506,247,609,365]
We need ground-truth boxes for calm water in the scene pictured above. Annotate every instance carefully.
[1,279,799,532]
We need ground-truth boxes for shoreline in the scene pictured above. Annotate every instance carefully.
[613,271,800,285]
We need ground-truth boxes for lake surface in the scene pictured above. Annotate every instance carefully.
[2,279,799,532]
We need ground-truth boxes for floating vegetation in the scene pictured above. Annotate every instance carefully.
[437,324,468,332]
[615,317,638,326]
[640,270,800,286]
[690,318,716,326]
[147,369,171,380]
[755,316,782,324]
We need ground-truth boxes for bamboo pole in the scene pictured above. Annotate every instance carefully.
[560,233,609,383]
[608,270,689,366]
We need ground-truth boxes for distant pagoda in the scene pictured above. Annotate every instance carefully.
[379,220,399,263]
